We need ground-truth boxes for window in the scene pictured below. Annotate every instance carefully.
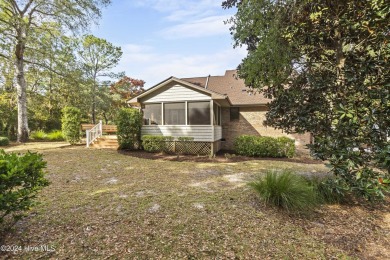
[164,103,185,125]
[213,104,221,125]
[188,102,210,125]
[230,107,240,121]
[143,104,161,125]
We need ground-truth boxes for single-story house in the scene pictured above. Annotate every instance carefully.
[128,70,310,154]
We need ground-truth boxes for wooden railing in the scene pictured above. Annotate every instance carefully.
[86,120,103,148]
[81,124,117,133]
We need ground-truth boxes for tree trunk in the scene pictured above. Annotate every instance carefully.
[15,41,29,142]
[91,74,97,124]
[92,82,96,124]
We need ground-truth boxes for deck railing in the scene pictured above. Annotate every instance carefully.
[86,120,103,148]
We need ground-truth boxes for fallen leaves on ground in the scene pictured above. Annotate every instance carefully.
[0,146,388,259]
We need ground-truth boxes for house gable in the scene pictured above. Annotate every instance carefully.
[128,77,228,105]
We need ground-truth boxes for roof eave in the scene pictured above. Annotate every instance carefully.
[230,103,269,107]
[127,76,226,103]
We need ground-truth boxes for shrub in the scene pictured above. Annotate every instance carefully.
[61,107,81,145]
[248,170,319,212]
[0,150,49,224]
[0,137,9,146]
[142,135,174,153]
[46,130,64,141]
[234,135,295,158]
[276,136,296,158]
[30,130,47,140]
[177,137,194,141]
[116,108,143,150]
[315,177,349,204]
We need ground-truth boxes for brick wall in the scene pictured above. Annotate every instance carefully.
[221,106,311,150]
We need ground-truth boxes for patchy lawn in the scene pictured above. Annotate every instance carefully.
[1,145,389,259]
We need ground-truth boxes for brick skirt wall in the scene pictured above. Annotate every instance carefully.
[221,106,311,150]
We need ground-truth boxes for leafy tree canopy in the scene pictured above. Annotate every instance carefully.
[223,0,390,199]
[110,76,145,107]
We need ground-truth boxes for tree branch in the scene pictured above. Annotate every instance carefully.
[23,59,68,78]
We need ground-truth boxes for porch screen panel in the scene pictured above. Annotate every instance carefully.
[188,102,210,125]
[143,104,162,125]
[213,104,221,125]
[164,103,185,125]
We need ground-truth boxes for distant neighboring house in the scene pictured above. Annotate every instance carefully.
[128,70,310,153]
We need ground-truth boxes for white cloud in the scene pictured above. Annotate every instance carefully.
[109,1,243,85]
[161,15,231,39]
[114,43,247,88]
[132,0,232,39]
[134,0,221,16]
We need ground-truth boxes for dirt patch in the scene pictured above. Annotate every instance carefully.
[3,141,71,152]
[292,199,390,260]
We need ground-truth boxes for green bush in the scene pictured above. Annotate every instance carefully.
[0,137,9,146]
[234,135,295,158]
[61,107,81,145]
[314,177,348,204]
[277,136,296,158]
[116,108,143,150]
[177,137,194,141]
[248,170,319,212]
[30,130,47,140]
[142,135,174,153]
[0,150,49,224]
[46,130,64,141]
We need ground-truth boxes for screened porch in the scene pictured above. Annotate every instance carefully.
[141,100,222,142]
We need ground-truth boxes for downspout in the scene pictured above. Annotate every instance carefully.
[205,75,210,89]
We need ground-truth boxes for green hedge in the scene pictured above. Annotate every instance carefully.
[116,108,143,150]
[0,137,9,146]
[142,135,174,153]
[61,107,81,145]
[177,137,194,141]
[234,135,295,158]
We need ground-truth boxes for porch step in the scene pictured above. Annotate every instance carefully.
[90,135,119,149]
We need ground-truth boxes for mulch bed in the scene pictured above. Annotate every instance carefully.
[118,149,323,164]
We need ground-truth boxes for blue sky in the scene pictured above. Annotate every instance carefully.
[92,0,246,88]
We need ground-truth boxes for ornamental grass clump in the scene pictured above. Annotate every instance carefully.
[30,130,47,140]
[248,170,319,212]
[46,130,64,141]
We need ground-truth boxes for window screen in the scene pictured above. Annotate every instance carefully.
[213,104,221,125]
[143,104,161,125]
[188,102,210,125]
[164,103,185,125]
